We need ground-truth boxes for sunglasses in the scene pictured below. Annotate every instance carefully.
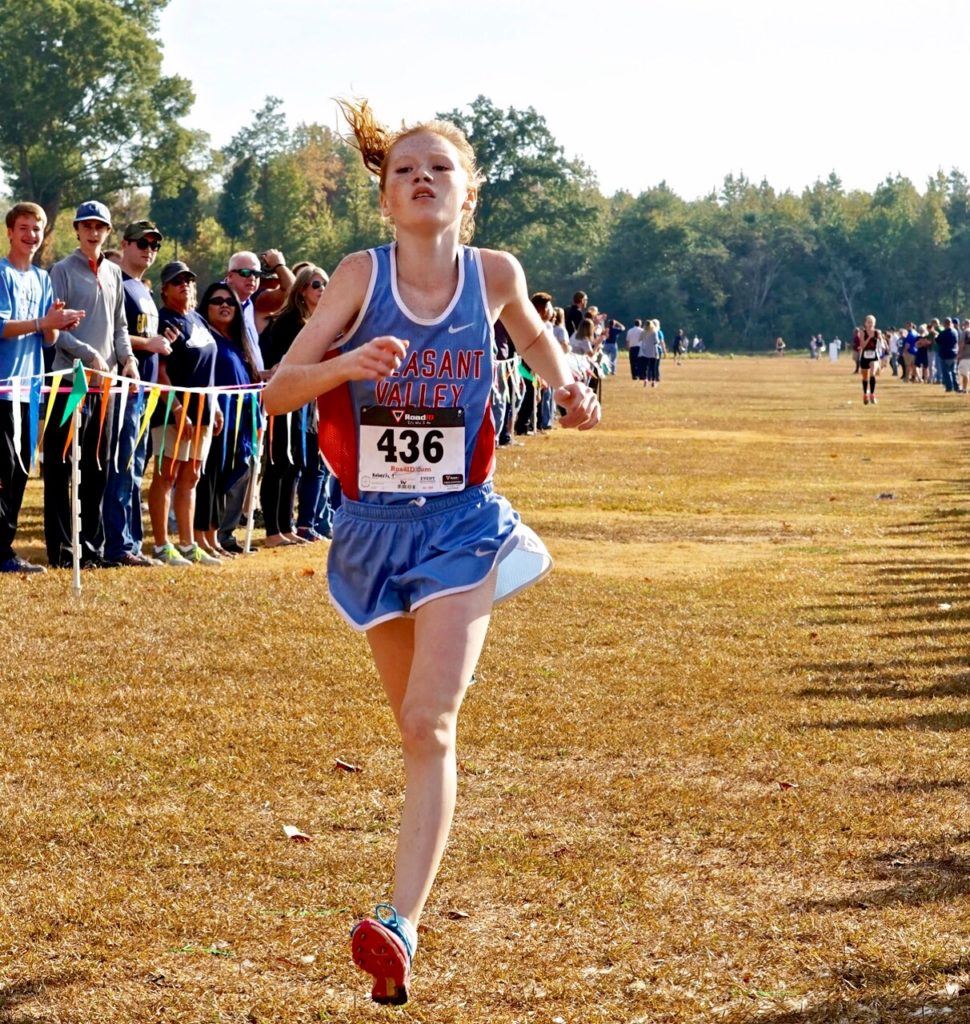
[208,296,234,307]
[133,238,161,251]
[310,280,326,290]
[230,267,262,279]
[169,275,193,286]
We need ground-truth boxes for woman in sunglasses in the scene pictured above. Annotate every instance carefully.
[258,265,331,546]
[196,282,259,558]
[147,262,223,566]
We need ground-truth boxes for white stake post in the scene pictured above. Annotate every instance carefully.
[70,404,82,597]
[243,427,264,555]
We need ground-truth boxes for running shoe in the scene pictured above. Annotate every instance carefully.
[350,904,414,1006]
[870,395,878,404]
[862,394,869,405]
[153,543,191,567]
[178,543,221,566]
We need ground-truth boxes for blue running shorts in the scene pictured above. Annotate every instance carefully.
[327,483,551,631]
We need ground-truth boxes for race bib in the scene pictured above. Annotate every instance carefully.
[359,406,465,494]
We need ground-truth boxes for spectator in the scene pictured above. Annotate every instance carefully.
[935,316,960,392]
[45,200,139,569]
[958,320,970,394]
[626,318,644,380]
[259,265,333,546]
[196,281,257,558]
[102,220,174,567]
[147,261,222,567]
[603,317,624,374]
[550,307,569,353]
[493,319,520,447]
[565,290,587,336]
[640,319,665,387]
[0,202,80,573]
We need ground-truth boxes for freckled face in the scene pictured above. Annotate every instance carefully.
[380,132,475,235]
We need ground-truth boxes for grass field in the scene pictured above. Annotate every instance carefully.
[0,355,967,1024]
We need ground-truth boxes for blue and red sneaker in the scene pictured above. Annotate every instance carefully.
[350,904,414,1005]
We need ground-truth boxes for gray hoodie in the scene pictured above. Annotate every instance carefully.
[50,248,133,373]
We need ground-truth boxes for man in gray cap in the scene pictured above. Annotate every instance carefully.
[44,200,140,568]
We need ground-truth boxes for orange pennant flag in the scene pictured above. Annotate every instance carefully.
[191,391,206,462]
[172,390,190,460]
[94,374,113,470]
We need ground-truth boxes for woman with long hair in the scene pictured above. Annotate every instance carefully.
[259,265,331,546]
[262,100,599,1005]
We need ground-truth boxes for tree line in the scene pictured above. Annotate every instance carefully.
[3,0,968,350]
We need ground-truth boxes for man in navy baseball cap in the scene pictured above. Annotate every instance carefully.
[72,200,112,227]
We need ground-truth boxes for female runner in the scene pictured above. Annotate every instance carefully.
[857,313,880,404]
[262,101,600,1005]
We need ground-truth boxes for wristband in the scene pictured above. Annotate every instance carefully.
[34,318,41,334]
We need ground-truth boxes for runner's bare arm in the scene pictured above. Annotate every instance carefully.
[481,249,600,431]
[263,251,408,416]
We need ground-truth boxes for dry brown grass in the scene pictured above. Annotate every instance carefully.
[1,355,968,1023]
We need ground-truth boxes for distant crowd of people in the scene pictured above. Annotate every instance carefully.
[493,290,614,442]
[805,316,970,404]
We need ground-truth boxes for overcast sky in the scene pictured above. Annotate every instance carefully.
[160,0,967,199]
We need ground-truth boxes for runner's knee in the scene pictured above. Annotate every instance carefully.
[399,703,455,758]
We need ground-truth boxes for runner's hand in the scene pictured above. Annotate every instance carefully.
[555,381,600,431]
[343,336,408,381]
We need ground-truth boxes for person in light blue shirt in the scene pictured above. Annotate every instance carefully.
[0,202,82,573]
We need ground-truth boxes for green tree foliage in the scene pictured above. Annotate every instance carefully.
[438,96,604,295]
[0,0,194,258]
[8,51,970,345]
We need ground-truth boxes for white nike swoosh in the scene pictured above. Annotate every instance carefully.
[474,547,492,557]
[448,323,474,334]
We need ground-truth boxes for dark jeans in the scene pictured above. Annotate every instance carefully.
[940,357,959,391]
[0,401,32,561]
[644,356,660,382]
[103,389,149,559]
[217,460,252,545]
[43,389,109,566]
[629,347,641,379]
[515,377,537,434]
[297,437,332,536]
[538,386,553,430]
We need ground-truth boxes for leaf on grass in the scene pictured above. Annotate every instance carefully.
[445,908,469,920]
[300,567,315,577]
[283,824,313,843]
[809,632,819,640]
[778,780,798,791]
[300,954,317,964]
[938,603,952,611]
[334,758,361,773]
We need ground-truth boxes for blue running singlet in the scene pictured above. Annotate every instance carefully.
[318,243,495,503]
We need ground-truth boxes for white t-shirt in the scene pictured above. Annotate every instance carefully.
[626,325,644,348]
